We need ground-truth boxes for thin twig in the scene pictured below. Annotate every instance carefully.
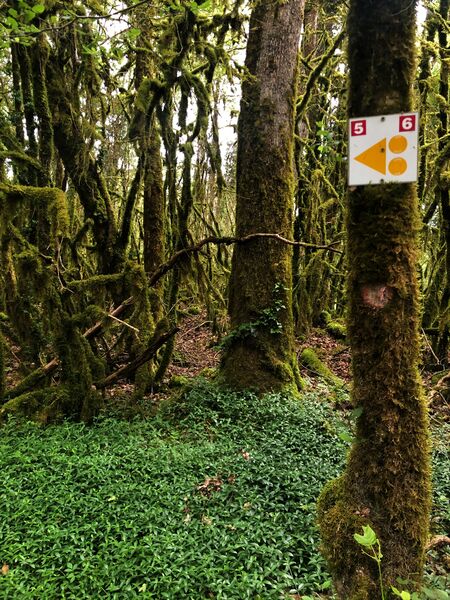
[108,314,139,333]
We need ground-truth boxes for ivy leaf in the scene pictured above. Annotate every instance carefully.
[6,16,19,29]
[391,589,411,600]
[25,10,37,22]
[354,525,377,548]
[321,579,332,590]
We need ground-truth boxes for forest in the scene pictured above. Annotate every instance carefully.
[0,0,449,598]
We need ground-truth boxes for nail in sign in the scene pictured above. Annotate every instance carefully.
[348,112,418,186]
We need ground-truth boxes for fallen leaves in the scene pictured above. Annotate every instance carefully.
[196,474,236,497]
[197,476,223,496]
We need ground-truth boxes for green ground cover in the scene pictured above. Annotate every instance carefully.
[1,382,449,599]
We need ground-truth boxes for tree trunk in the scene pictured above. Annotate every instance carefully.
[143,121,165,319]
[318,1,431,598]
[45,54,119,274]
[436,0,450,366]
[221,0,305,392]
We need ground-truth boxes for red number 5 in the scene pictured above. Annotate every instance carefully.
[399,115,416,132]
[351,120,366,136]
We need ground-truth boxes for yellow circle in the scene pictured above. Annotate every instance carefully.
[388,157,407,176]
[389,135,408,154]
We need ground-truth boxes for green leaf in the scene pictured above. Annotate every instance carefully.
[127,27,141,40]
[24,10,37,22]
[338,431,354,443]
[423,591,450,600]
[6,16,19,29]
[350,406,363,420]
[82,45,97,55]
[8,8,19,17]
[189,1,199,13]
[32,4,46,13]
[353,525,377,547]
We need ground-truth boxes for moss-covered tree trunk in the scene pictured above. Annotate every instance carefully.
[45,48,119,275]
[318,2,431,598]
[143,122,165,317]
[436,0,450,365]
[221,0,305,392]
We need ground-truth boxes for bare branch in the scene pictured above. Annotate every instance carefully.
[148,232,342,287]
[95,326,179,390]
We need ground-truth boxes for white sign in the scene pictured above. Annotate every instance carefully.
[348,112,419,186]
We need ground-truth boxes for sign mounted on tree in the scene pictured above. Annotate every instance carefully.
[348,112,418,186]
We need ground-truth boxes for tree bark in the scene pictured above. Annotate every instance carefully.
[436,0,450,365]
[318,2,431,598]
[221,0,305,392]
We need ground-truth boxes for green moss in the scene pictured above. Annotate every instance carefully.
[317,476,378,599]
[220,339,302,395]
[300,348,343,387]
[55,316,104,422]
[127,265,156,397]
[220,0,302,393]
[168,374,190,388]
[321,311,347,339]
[319,2,432,596]
[0,390,43,421]
[0,384,103,425]
[67,273,126,293]
[326,320,347,340]
[4,365,49,402]
[221,282,301,392]
[198,367,217,379]
[0,331,5,400]
[0,184,69,240]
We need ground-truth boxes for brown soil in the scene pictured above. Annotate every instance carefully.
[166,311,220,381]
[2,311,449,423]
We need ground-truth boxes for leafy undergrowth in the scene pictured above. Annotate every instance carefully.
[1,381,449,599]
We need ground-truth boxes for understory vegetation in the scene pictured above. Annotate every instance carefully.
[1,1,449,597]
[1,381,449,599]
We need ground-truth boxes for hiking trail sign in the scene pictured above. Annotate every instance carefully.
[348,112,418,186]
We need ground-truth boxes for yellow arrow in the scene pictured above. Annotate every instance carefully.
[355,138,386,175]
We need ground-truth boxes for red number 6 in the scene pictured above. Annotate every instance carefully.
[399,115,416,132]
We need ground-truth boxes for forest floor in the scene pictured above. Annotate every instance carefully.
[1,311,449,599]
[164,309,449,420]
[165,309,352,383]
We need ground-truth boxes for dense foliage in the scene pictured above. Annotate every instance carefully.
[0,0,449,417]
[0,1,449,598]
[1,384,449,599]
